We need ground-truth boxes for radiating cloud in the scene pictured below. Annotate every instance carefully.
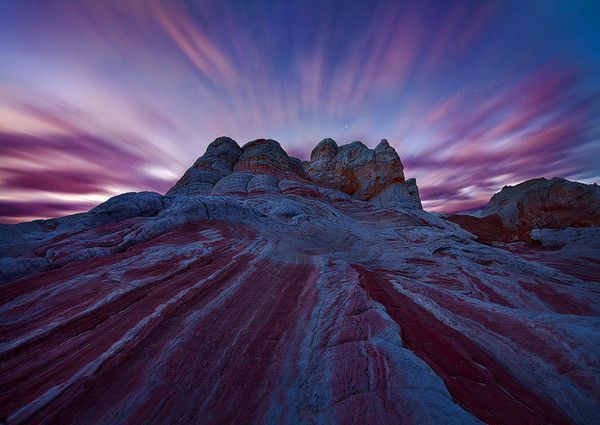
[0,0,599,222]
[405,65,600,212]
[0,130,175,223]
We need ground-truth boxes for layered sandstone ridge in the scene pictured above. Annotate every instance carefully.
[167,137,422,208]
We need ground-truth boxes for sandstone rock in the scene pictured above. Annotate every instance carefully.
[246,173,280,194]
[485,177,600,230]
[211,172,254,195]
[167,136,242,195]
[306,138,413,206]
[234,138,306,180]
[310,137,338,161]
[530,226,600,250]
[449,177,600,243]
[88,191,164,224]
[0,256,49,284]
[371,177,422,209]
[444,213,511,243]
[168,137,421,210]
[502,227,600,283]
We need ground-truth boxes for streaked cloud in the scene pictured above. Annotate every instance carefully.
[0,0,599,222]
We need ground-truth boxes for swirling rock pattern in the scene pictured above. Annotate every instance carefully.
[1,138,599,424]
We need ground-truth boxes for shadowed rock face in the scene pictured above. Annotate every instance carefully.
[446,177,600,285]
[508,227,600,283]
[1,137,599,425]
[167,136,242,196]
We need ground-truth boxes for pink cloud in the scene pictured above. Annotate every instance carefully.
[405,66,599,212]
[1,0,598,221]
[0,131,175,223]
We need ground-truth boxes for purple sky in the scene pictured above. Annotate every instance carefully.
[1,0,599,223]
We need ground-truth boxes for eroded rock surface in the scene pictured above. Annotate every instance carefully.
[1,138,599,425]
[234,138,306,180]
[167,136,242,196]
[507,227,600,283]
[169,136,421,209]
[305,138,421,208]
[487,177,600,230]
[448,177,600,243]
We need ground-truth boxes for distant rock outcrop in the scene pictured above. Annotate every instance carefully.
[501,226,600,283]
[448,177,600,242]
[486,177,600,229]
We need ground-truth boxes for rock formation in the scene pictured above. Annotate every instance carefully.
[506,227,600,283]
[168,137,421,208]
[306,138,421,208]
[1,137,598,425]
[446,177,600,285]
[167,136,242,196]
[447,177,600,242]
[487,177,600,229]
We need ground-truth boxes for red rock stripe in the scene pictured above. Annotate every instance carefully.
[354,264,572,425]
[0,222,256,421]
[11,254,316,424]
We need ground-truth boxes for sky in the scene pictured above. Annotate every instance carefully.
[1,0,599,223]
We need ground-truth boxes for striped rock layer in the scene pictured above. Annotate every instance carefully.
[1,138,599,424]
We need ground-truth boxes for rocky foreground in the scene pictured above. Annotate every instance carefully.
[1,138,599,424]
